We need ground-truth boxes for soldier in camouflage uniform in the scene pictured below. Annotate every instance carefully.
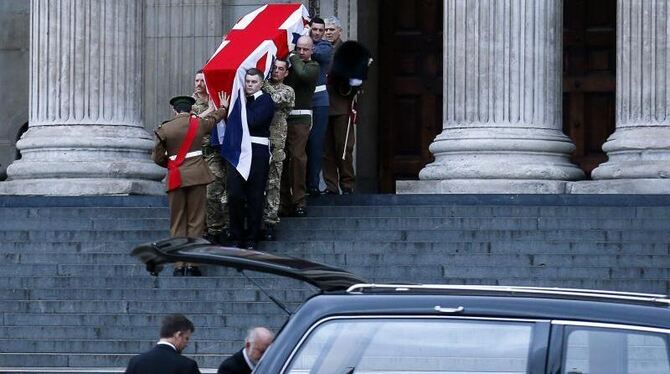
[193,70,229,243]
[262,59,295,240]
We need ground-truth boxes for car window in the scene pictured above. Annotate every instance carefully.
[562,326,670,374]
[285,317,535,374]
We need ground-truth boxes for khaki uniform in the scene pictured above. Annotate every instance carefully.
[193,94,229,236]
[152,107,227,238]
[323,38,356,193]
[262,81,295,225]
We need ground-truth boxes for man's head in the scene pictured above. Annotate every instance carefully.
[245,68,264,96]
[324,16,342,43]
[159,314,195,353]
[271,59,289,83]
[295,36,314,62]
[194,69,207,96]
[169,96,196,114]
[244,327,274,365]
[309,17,326,42]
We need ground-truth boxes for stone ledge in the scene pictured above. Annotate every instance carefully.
[0,179,164,196]
[568,179,670,194]
[397,180,568,194]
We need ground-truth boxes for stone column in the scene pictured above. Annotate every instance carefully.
[0,0,163,195]
[397,0,584,194]
[570,0,670,194]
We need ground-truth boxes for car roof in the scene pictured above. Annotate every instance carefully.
[132,238,670,311]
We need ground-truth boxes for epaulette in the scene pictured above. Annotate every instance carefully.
[158,119,171,128]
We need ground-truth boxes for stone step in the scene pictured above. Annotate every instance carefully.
[0,300,303,314]
[0,368,218,374]
[0,353,223,369]
[1,240,667,256]
[0,339,238,355]
[0,326,258,341]
[1,313,287,329]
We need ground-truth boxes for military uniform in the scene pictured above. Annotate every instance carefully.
[281,54,320,213]
[262,81,295,227]
[323,38,356,194]
[193,93,229,239]
[151,99,227,238]
[307,38,333,194]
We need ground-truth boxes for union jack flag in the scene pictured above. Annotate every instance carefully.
[203,4,310,180]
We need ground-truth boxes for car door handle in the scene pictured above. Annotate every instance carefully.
[434,306,464,313]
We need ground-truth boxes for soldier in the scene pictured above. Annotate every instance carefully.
[281,35,320,217]
[262,59,295,241]
[152,93,229,276]
[306,17,333,197]
[193,70,229,244]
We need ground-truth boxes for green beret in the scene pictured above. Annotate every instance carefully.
[169,96,196,107]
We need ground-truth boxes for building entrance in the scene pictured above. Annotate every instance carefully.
[376,0,616,192]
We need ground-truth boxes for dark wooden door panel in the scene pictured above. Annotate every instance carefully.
[378,0,443,192]
[563,0,616,177]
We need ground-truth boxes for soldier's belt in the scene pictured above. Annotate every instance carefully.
[289,109,313,117]
[251,136,270,146]
[168,150,202,161]
[314,85,326,93]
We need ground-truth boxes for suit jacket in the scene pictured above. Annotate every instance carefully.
[152,107,226,191]
[217,349,251,374]
[125,344,201,374]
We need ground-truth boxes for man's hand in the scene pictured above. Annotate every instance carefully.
[218,91,230,109]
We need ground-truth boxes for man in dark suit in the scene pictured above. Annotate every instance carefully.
[125,314,201,374]
[217,327,274,374]
[226,69,275,250]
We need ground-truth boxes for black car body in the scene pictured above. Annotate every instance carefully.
[133,238,670,374]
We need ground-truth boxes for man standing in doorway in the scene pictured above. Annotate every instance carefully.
[323,16,355,195]
[262,59,295,241]
[306,17,333,197]
[281,35,320,216]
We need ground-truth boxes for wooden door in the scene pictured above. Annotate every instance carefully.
[563,0,616,177]
[378,0,443,192]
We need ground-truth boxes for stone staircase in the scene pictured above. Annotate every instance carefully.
[0,194,668,373]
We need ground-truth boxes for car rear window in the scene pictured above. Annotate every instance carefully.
[284,317,535,374]
[562,326,670,374]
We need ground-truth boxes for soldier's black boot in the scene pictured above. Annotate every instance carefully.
[264,225,276,241]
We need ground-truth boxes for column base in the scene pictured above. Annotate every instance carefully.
[567,179,670,194]
[396,179,567,194]
[0,179,165,196]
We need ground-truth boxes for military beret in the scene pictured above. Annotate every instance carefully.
[169,96,196,107]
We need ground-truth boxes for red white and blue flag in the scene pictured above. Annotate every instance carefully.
[202,4,309,180]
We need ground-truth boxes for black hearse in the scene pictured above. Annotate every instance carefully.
[133,238,670,374]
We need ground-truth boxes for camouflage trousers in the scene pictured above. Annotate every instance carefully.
[203,140,228,235]
[263,159,284,226]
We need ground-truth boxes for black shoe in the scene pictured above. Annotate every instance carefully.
[173,267,185,277]
[246,241,258,250]
[184,266,202,277]
[308,187,321,197]
[324,189,339,195]
[341,188,353,195]
[220,228,233,242]
[294,207,307,217]
[264,225,276,241]
[204,232,221,244]
[235,241,247,249]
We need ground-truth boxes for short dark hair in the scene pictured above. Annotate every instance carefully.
[246,68,264,80]
[273,58,288,67]
[310,17,325,26]
[160,314,195,338]
[196,69,203,74]
[173,102,192,114]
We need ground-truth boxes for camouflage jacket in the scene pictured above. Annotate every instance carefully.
[192,93,209,116]
[262,81,295,160]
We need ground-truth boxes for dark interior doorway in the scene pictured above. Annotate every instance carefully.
[563,0,616,177]
[376,0,616,192]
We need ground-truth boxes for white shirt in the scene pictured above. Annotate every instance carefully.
[242,348,255,370]
[157,340,177,351]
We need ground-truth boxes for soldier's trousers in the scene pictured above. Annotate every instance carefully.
[263,159,284,226]
[281,121,311,210]
[306,105,329,191]
[204,147,228,235]
[323,113,355,193]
